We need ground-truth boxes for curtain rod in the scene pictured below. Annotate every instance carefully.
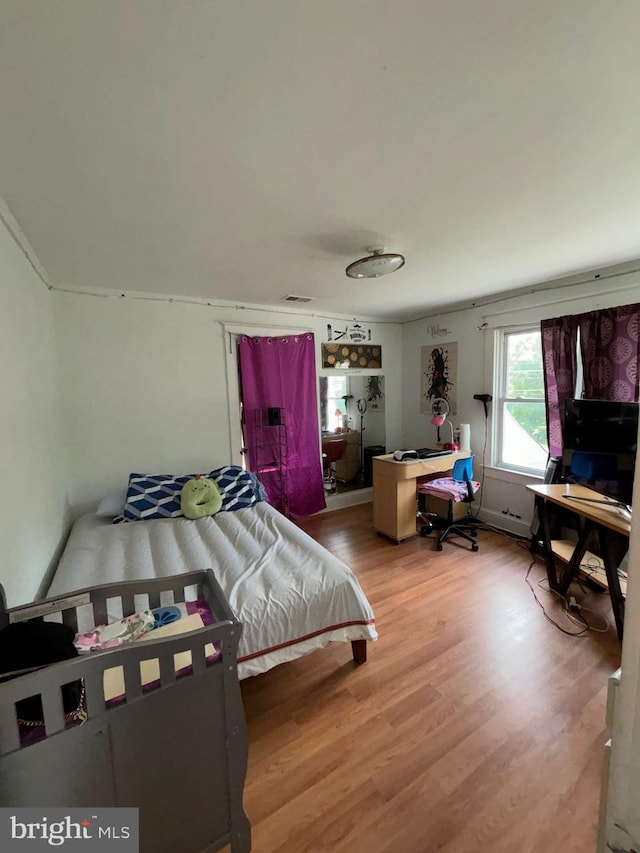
[224,322,313,334]
[224,322,314,354]
[408,265,640,324]
[52,285,397,325]
[482,279,640,321]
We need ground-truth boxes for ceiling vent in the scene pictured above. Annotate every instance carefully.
[281,294,315,303]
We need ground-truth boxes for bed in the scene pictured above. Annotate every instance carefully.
[0,470,375,851]
[46,499,377,680]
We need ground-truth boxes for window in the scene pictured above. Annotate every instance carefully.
[494,326,548,475]
[320,375,348,432]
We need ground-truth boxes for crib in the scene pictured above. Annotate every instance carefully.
[0,570,251,853]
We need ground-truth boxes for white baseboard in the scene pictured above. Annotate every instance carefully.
[316,494,531,536]
[479,508,531,539]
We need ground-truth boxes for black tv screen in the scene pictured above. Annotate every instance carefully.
[563,399,638,505]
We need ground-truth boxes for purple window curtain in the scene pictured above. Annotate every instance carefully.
[578,303,640,402]
[237,333,326,519]
[541,316,578,458]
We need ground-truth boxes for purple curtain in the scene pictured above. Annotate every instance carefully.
[541,316,578,458]
[541,302,640,457]
[237,333,326,519]
[578,303,640,401]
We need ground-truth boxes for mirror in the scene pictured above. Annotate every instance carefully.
[319,375,386,495]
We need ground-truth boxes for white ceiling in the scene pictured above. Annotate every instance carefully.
[1,0,640,321]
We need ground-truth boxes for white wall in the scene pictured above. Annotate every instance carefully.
[0,218,70,605]
[53,289,403,516]
[53,294,233,514]
[401,270,640,535]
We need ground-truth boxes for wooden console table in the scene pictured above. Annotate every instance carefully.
[373,451,467,542]
[527,483,630,641]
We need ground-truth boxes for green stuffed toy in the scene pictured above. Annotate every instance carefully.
[181,476,222,519]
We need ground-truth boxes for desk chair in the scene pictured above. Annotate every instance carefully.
[417,455,480,551]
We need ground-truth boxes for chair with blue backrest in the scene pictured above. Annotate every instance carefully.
[417,455,481,551]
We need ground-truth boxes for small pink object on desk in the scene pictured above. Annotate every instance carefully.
[430,413,459,451]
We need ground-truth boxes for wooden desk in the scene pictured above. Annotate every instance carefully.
[527,483,630,640]
[334,430,361,483]
[373,451,468,542]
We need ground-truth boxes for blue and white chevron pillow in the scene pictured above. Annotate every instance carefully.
[122,473,196,520]
[120,466,267,521]
[211,466,267,510]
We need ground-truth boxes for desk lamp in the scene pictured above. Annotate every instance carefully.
[430,398,458,450]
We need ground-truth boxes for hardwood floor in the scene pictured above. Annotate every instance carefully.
[239,503,621,852]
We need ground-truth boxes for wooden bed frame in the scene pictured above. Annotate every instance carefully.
[351,639,367,664]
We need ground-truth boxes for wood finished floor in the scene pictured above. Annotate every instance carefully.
[238,503,621,853]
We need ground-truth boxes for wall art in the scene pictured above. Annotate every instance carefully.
[420,341,458,415]
[326,323,371,342]
[322,343,382,370]
[365,375,385,411]
[425,322,452,338]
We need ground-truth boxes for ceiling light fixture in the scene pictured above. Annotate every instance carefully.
[345,246,405,279]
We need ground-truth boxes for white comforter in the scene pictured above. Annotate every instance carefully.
[47,502,377,678]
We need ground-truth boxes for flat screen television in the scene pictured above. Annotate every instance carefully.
[563,398,638,506]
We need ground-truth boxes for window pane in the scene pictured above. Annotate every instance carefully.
[327,376,348,432]
[328,376,347,397]
[505,331,544,399]
[501,401,549,467]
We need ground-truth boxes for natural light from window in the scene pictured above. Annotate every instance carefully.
[325,375,348,433]
[496,328,548,474]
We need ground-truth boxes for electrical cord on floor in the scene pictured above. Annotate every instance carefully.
[579,553,628,581]
[524,558,610,635]
[535,576,609,633]
[448,514,537,551]
[469,517,529,544]
[525,559,589,636]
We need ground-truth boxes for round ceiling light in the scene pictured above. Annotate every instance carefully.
[345,246,405,279]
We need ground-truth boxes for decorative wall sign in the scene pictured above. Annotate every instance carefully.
[425,323,452,338]
[365,375,385,411]
[420,341,458,415]
[326,323,371,342]
[322,343,382,369]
